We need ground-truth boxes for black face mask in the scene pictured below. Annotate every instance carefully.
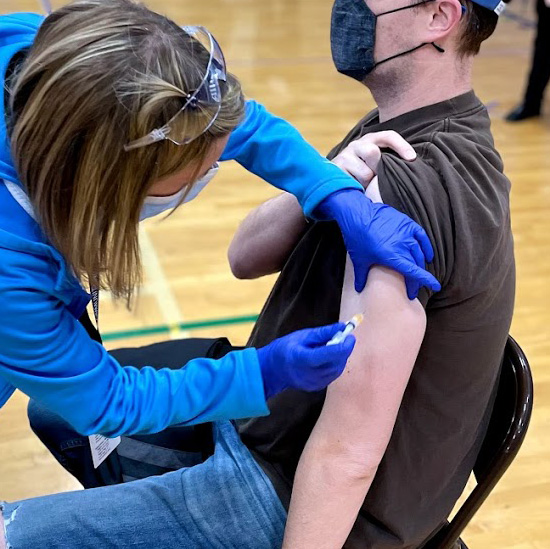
[330,0,445,82]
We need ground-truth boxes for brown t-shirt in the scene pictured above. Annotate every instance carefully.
[238,91,515,548]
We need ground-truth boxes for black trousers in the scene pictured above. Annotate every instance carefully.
[524,0,550,110]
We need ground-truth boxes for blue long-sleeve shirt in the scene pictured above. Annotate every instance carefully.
[0,13,362,437]
[221,100,362,217]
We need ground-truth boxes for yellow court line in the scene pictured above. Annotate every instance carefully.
[139,225,189,340]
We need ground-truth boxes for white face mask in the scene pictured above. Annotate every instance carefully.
[140,163,219,222]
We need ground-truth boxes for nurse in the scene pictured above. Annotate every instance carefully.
[0,1,439,449]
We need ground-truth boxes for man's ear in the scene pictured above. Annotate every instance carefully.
[426,0,464,42]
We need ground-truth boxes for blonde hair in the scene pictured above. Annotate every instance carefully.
[8,0,244,302]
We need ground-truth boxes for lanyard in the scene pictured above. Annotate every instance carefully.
[2,178,100,326]
[90,286,100,327]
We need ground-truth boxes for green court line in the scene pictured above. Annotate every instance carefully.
[102,314,259,342]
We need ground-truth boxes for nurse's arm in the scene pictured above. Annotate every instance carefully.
[0,265,268,438]
[227,129,415,279]
[221,100,363,217]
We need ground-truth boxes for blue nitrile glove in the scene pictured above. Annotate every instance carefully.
[256,323,356,399]
[315,189,441,299]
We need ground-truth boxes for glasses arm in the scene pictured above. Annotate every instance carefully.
[123,127,171,152]
[39,0,52,13]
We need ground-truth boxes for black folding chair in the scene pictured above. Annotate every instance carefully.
[422,335,534,549]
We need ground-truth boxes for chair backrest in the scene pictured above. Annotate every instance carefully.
[421,335,534,549]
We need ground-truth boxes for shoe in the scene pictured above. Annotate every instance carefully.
[505,104,541,122]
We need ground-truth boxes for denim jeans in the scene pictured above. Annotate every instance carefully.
[25,336,238,488]
[1,421,286,549]
[27,398,215,487]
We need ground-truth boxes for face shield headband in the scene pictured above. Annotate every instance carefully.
[124,26,227,152]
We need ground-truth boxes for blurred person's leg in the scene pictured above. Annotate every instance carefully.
[523,0,550,112]
[507,0,550,121]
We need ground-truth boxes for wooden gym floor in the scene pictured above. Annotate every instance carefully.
[1,1,549,547]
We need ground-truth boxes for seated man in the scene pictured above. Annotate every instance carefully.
[229,0,515,546]
[3,1,513,547]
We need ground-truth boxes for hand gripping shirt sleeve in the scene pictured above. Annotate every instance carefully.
[0,284,268,437]
[377,152,452,306]
[221,100,363,217]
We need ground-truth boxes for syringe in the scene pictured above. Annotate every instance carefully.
[326,314,364,346]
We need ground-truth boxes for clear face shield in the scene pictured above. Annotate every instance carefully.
[123,26,228,152]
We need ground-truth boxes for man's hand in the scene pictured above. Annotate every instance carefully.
[228,130,436,295]
[332,131,416,188]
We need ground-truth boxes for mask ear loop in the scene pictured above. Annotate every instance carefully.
[377,0,437,17]
[374,42,445,69]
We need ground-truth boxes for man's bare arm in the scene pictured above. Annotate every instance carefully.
[228,131,416,279]
[282,261,426,549]
[227,193,307,279]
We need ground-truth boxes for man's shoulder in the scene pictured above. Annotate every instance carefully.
[376,93,504,206]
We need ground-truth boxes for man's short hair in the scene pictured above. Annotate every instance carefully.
[414,0,511,57]
[457,0,507,56]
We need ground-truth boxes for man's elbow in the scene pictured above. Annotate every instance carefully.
[228,240,282,279]
[316,440,385,483]
[337,448,384,483]
[227,242,259,279]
